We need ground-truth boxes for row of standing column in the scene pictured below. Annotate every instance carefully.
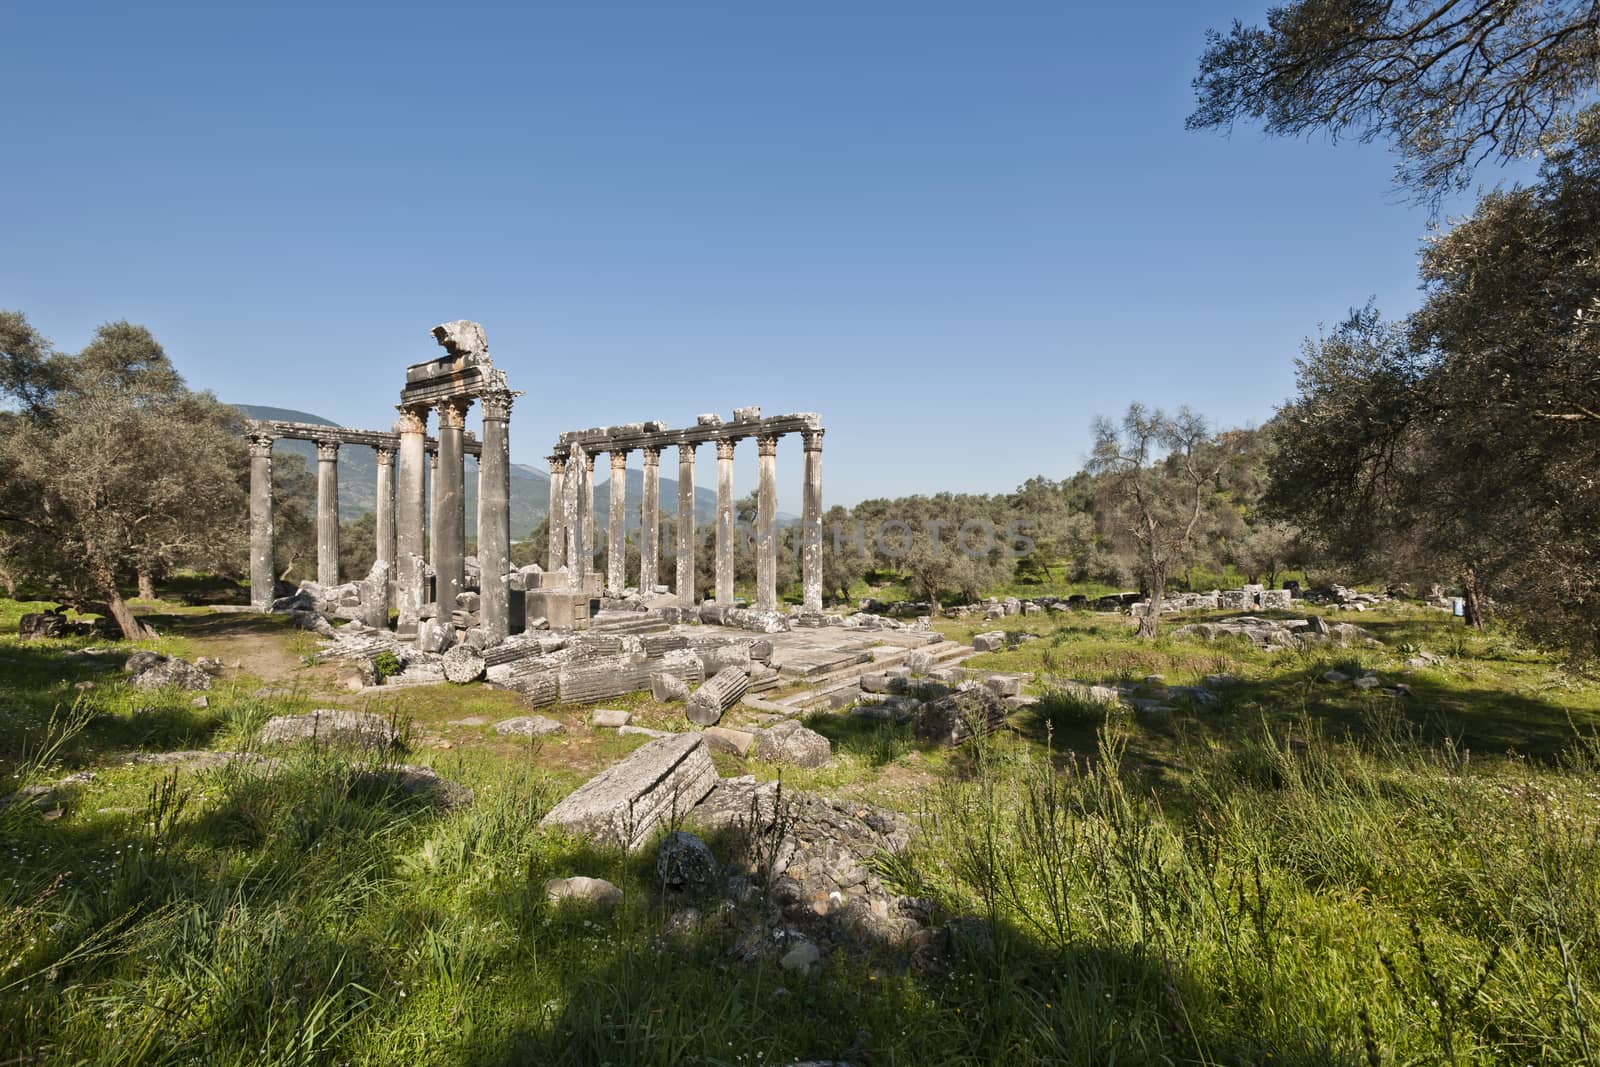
[544,429,822,612]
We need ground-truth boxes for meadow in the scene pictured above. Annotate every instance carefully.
[1,595,1596,1065]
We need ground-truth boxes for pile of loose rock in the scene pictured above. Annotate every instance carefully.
[538,734,959,972]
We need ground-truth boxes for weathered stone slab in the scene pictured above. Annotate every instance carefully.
[592,708,631,727]
[703,726,756,757]
[495,715,566,737]
[259,709,398,749]
[540,733,718,849]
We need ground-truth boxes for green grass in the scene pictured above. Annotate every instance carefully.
[1,596,1598,1064]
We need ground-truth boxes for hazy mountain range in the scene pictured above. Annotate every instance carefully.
[233,405,760,539]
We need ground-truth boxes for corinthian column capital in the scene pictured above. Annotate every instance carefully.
[435,397,472,430]
[757,434,779,458]
[716,438,737,461]
[314,437,341,462]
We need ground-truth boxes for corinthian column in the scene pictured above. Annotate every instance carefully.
[434,398,470,613]
[547,453,567,572]
[715,437,736,604]
[607,449,629,595]
[583,451,597,572]
[374,444,396,577]
[755,434,778,611]
[248,431,275,611]
[564,445,587,587]
[315,437,341,586]
[801,428,824,612]
[395,407,427,635]
[478,387,515,643]
[639,446,660,594]
[427,445,440,572]
[676,442,697,607]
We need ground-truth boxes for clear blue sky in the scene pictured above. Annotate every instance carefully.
[3,1,1507,507]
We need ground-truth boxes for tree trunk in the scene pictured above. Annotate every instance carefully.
[1463,566,1487,631]
[137,568,156,601]
[1138,565,1165,640]
[102,589,152,641]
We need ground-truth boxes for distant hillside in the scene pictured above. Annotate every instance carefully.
[231,404,732,538]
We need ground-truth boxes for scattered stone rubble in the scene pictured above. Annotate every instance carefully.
[1170,615,1378,649]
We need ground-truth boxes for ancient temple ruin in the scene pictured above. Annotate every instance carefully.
[244,322,826,649]
[548,408,825,613]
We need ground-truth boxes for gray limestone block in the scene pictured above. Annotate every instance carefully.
[695,413,724,427]
[754,720,832,768]
[539,733,718,849]
[592,708,631,727]
[699,644,751,677]
[703,726,756,757]
[972,631,1005,653]
[418,619,455,653]
[651,672,691,703]
[983,675,1022,698]
[732,406,761,422]
[545,876,622,910]
[905,650,936,674]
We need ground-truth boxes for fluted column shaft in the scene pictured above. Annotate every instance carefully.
[315,438,341,586]
[715,438,736,604]
[676,443,697,607]
[435,398,470,613]
[248,433,275,611]
[583,453,597,573]
[755,435,779,611]
[427,447,440,570]
[395,407,428,635]
[547,454,567,571]
[801,429,824,612]
[607,449,629,595]
[640,447,660,594]
[566,446,589,586]
[374,445,396,576]
[478,390,514,643]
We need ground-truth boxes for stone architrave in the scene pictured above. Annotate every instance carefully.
[478,386,516,643]
[639,446,660,594]
[434,398,470,614]
[800,428,824,612]
[607,448,629,595]
[755,434,778,612]
[715,437,736,604]
[314,437,341,586]
[676,443,696,607]
[247,431,275,611]
[547,454,567,572]
[394,406,429,636]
